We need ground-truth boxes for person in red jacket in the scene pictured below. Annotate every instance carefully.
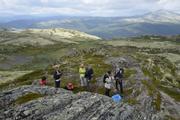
[65,83,74,91]
[40,76,47,86]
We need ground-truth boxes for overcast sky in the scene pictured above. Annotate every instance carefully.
[0,0,180,17]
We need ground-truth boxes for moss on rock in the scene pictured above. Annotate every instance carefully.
[14,92,44,105]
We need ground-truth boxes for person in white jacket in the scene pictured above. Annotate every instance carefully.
[104,71,114,96]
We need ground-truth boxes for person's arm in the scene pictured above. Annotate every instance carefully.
[121,68,124,74]
[114,72,117,78]
[59,70,63,76]
[111,76,116,88]
[91,69,94,77]
[112,76,114,80]
[53,71,56,79]
[79,68,81,74]
[121,68,124,78]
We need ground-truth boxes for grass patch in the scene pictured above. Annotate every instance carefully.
[96,87,105,95]
[159,86,180,101]
[73,86,87,93]
[124,88,133,96]
[124,69,136,78]
[142,80,162,111]
[153,92,161,111]
[164,115,176,120]
[142,80,156,96]
[0,70,44,91]
[14,70,43,85]
[124,99,138,105]
[14,92,44,105]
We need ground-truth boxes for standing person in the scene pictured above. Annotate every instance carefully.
[79,64,87,87]
[114,67,124,94]
[85,65,94,90]
[53,65,63,88]
[103,71,114,97]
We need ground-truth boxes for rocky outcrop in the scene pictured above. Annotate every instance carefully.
[0,56,179,120]
[0,86,148,120]
[104,56,180,120]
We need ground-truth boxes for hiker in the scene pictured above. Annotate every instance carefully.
[114,67,124,94]
[64,83,74,91]
[53,65,63,88]
[40,76,47,86]
[85,65,94,89]
[103,71,114,97]
[79,64,87,87]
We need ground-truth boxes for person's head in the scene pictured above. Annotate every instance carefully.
[54,64,60,70]
[80,64,84,68]
[41,76,47,81]
[88,65,92,69]
[107,71,112,75]
[116,67,120,72]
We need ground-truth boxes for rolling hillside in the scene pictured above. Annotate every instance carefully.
[0,28,180,119]
[0,28,101,46]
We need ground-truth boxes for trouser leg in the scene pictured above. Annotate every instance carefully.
[80,76,85,87]
[84,77,87,87]
[120,80,123,94]
[86,78,90,91]
[55,80,60,88]
[115,79,119,91]
[105,88,110,97]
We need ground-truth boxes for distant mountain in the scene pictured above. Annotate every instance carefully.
[123,10,180,24]
[1,10,180,39]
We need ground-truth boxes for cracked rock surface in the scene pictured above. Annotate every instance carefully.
[0,86,147,120]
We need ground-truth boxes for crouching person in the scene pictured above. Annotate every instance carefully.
[40,76,47,86]
[103,71,114,97]
[65,83,74,91]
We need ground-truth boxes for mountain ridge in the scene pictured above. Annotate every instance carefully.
[1,10,180,38]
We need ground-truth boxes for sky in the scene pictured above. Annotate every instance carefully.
[0,0,180,17]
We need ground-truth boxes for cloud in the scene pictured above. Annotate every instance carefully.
[0,0,180,17]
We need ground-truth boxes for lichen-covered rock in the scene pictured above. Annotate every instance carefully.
[0,86,149,120]
[0,85,72,109]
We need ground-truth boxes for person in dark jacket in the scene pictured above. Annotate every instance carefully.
[85,65,94,81]
[53,65,63,88]
[85,65,94,90]
[114,67,124,94]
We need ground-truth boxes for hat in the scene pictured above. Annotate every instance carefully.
[53,64,60,68]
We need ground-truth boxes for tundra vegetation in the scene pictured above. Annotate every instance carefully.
[0,29,179,119]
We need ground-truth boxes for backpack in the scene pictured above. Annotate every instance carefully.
[103,74,109,83]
